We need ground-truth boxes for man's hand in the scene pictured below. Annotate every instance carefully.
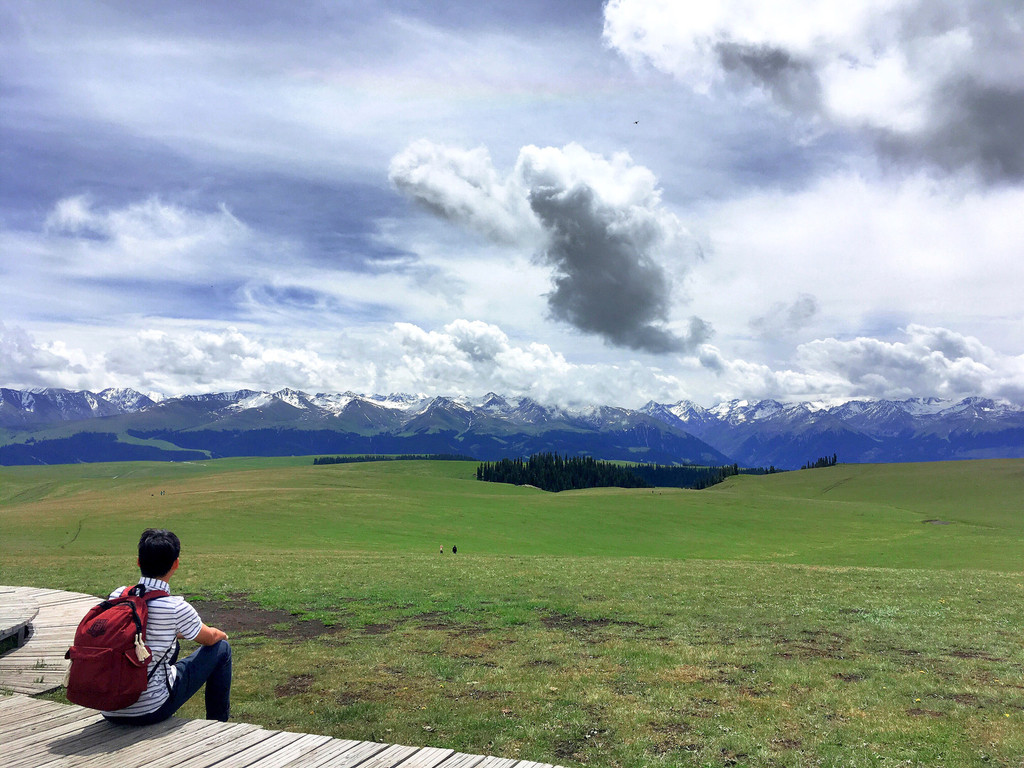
[194,623,229,646]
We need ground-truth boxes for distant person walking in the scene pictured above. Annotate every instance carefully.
[452,544,457,554]
[439,544,444,554]
[102,528,232,725]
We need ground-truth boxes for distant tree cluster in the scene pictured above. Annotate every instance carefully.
[476,453,648,492]
[629,462,741,490]
[802,453,838,469]
[476,453,780,492]
[314,453,475,465]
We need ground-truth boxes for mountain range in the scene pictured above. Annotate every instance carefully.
[1,387,1022,469]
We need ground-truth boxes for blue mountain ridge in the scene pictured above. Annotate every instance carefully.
[1,388,1021,468]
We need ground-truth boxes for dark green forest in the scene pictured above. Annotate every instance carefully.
[476,453,778,492]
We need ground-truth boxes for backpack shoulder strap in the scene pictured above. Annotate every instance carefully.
[124,584,170,601]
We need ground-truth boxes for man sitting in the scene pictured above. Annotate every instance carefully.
[102,528,232,724]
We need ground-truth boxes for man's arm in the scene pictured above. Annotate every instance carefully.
[193,624,229,646]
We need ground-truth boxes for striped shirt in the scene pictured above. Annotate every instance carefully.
[100,577,203,717]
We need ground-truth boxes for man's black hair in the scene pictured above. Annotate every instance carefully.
[138,528,181,578]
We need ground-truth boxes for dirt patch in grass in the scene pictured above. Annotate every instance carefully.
[907,707,944,717]
[771,737,802,750]
[466,688,508,700]
[410,611,451,630]
[948,649,1006,662]
[923,519,952,525]
[834,672,866,683]
[189,596,343,640]
[361,623,393,636]
[777,629,853,661]
[947,693,981,706]
[275,674,315,698]
[649,721,703,756]
[720,747,750,766]
[553,729,606,760]
[540,611,646,636]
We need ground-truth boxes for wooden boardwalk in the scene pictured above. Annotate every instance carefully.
[0,587,564,768]
[0,586,99,695]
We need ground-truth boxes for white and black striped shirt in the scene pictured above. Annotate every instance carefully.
[100,577,203,717]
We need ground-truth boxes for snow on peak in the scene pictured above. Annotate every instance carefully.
[273,388,310,409]
[230,392,275,410]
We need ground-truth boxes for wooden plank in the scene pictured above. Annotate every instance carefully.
[0,700,84,729]
[15,716,185,768]
[1,701,98,740]
[48,720,224,768]
[0,659,65,671]
[2,706,102,751]
[474,758,522,768]
[1,682,59,695]
[435,753,487,768]
[0,697,63,725]
[209,729,313,767]
[123,721,266,768]
[352,743,420,768]
[162,726,282,768]
[0,609,37,623]
[0,694,51,715]
[286,739,389,768]
[242,732,335,768]
[401,746,456,768]
[3,710,108,760]
[0,669,67,685]
[270,737,365,768]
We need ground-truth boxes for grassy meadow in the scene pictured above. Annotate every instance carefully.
[2,457,1023,767]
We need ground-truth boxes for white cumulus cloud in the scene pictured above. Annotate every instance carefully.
[796,325,1024,401]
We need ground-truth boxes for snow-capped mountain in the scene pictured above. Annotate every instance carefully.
[0,387,151,427]
[1,387,1021,467]
[641,396,1024,468]
[0,387,731,467]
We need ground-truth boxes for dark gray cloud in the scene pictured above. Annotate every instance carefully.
[877,78,1024,183]
[529,184,704,353]
[391,141,708,354]
[715,42,824,117]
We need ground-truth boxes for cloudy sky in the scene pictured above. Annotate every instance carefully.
[2,0,1023,407]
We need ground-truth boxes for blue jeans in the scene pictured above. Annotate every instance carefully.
[105,640,232,725]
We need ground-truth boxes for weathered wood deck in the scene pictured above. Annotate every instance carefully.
[0,587,564,768]
[0,694,556,768]
[0,594,37,649]
[0,586,98,695]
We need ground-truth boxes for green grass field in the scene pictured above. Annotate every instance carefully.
[2,458,1023,767]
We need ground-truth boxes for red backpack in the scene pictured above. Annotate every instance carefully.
[64,584,170,710]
